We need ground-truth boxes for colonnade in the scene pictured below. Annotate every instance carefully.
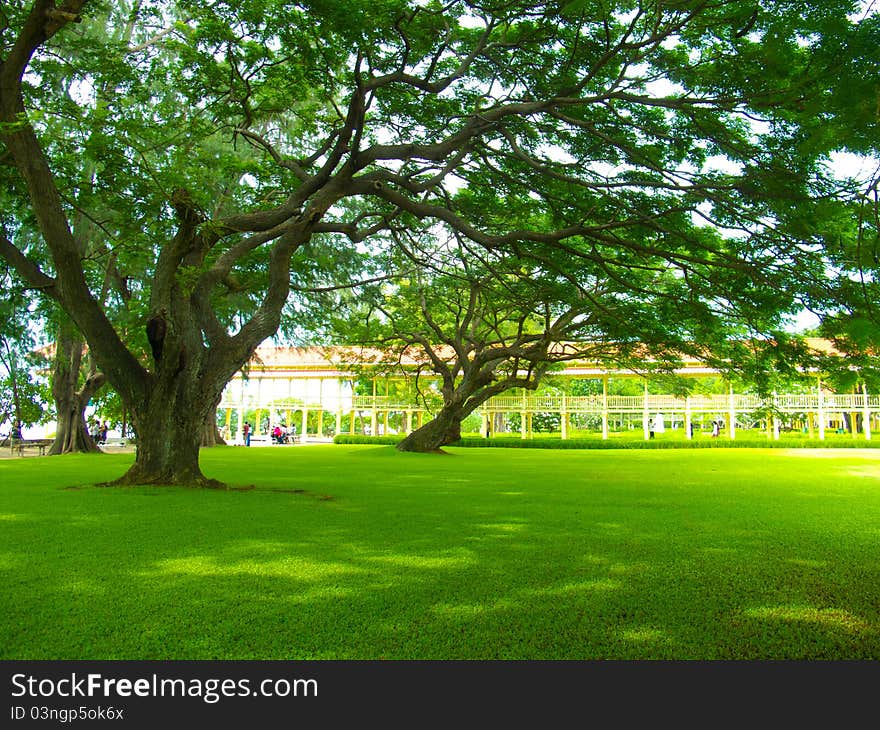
[479,390,875,441]
[218,379,877,443]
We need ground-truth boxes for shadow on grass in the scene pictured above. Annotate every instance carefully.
[1,447,879,659]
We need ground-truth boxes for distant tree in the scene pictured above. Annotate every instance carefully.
[47,315,105,453]
[0,282,48,436]
[333,227,754,452]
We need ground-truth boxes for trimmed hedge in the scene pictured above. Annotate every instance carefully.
[333,434,404,445]
[334,433,880,450]
[453,436,880,450]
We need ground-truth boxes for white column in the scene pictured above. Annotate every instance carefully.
[602,375,609,440]
[642,380,651,440]
[371,378,378,436]
[237,377,246,444]
[561,392,568,440]
[728,384,736,440]
[863,383,872,441]
[335,379,343,436]
[318,379,325,434]
[684,396,692,440]
[772,391,780,440]
[817,380,826,441]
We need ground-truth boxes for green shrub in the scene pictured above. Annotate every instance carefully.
[333,434,404,445]
[452,436,880,450]
[333,433,880,450]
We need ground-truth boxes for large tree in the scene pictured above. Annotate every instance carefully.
[0,0,870,485]
[332,224,743,452]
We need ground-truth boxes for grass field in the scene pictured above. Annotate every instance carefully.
[1,445,878,659]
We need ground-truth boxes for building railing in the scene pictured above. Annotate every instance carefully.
[219,392,878,414]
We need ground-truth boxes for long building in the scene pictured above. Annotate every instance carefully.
[218,339,876,444]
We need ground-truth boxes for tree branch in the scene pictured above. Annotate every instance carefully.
[0,232,57,293]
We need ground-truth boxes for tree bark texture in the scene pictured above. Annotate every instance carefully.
[200,406,227,447]
[48,323,104,455]
[396,404,463,452]
[114,371,227,488]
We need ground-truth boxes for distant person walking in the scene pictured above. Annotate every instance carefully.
[243,421,251,447]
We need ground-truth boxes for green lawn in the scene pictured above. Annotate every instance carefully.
[1,445,878,659]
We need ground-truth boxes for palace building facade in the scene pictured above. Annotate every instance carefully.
[217,340,877,444]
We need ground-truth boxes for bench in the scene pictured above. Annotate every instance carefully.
[247,434,301,446]
[9,438,53,456]
[271,434,301,445]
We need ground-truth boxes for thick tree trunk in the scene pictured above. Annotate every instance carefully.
[50,391,101,454]
[113,384,224,488]
[395,365,542,452]
[48,324,104,455]
[100,295,269,486]
[200,408,226,447]
[396,404,463,452]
